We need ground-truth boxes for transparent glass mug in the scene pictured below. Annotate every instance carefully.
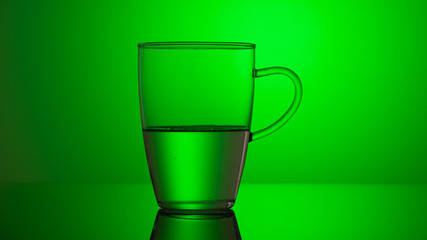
[138,42,302,210]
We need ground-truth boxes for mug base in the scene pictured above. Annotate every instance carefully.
[158,200,235,210]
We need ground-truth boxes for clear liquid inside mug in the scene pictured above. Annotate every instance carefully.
[138,42,302,210]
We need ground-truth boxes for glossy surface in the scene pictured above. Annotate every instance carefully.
[1,183,427,240]
[151,209,241,240]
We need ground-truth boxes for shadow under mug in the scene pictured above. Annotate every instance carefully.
[138,42,302,210]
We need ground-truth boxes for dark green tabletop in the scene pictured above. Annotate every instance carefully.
[1,184,426,239]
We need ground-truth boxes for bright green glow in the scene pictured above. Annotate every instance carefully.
[1,0,427,183]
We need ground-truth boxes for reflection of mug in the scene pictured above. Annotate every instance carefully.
[138,42,302,210]
[150,210,241,240]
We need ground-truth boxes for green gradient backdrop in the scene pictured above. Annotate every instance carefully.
[1,0,426,183]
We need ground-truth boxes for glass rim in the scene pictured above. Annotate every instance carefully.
[138,41,255,49]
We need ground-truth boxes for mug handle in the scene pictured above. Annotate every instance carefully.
[251,67,303,141]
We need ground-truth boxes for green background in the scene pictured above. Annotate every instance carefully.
[1,0,427,184]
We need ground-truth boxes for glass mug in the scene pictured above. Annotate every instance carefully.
[138,42,302,210]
